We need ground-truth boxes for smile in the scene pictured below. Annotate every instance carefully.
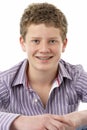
[36,56,53,60]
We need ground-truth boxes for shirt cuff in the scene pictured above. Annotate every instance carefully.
[0,112,20,130]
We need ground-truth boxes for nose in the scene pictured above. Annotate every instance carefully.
[39,41,50,53]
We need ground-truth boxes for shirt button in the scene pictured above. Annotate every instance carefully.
[34,99,38,103]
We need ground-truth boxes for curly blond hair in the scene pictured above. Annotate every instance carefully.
[20,2,68,41]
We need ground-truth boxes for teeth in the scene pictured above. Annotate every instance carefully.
[38,57,50,60]
[36,56,52,60]
[36,56,53,60]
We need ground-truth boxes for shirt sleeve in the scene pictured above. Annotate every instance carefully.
[0,74,20,130]
[75,66,87,102]
[0,112,20,130]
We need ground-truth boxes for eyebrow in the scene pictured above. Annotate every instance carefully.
[31,37,59,39]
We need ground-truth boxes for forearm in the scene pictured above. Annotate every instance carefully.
[64,110,87,128]
[9,114,76,130]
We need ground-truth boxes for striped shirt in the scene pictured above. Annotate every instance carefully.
[0,58,87,130]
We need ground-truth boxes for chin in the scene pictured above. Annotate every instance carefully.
[36,66,52,72]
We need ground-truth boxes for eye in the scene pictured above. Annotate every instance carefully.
[32,40,40,44]
[49,40,56,44]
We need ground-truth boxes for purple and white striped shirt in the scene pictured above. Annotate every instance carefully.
[0,59,87,130]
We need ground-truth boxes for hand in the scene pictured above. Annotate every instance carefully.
[10,114,75,130]
[63,110,87,128]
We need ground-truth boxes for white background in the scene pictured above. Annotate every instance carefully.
[0,0,87,110]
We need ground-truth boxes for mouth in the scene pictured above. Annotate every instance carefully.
[35,56,53,60]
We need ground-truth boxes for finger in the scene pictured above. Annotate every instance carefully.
[45,117,65,130]
[50,118,66,130]
[44,118,58,130]
[45,124,58,130]
[52,115,74,127]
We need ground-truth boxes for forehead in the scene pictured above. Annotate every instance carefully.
[26,24,61,37]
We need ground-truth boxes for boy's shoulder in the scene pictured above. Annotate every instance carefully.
[0,59,27,78]
[59,59,84,79]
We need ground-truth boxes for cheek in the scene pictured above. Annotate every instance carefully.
[27,46,36,55]
[53,47,62,55]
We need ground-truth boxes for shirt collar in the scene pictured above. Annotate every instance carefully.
[58,59,72,83]
[12,59,72,87]
[49,60,72,94]
[12,59,28,87]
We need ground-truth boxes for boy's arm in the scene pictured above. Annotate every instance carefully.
[63,110,87,128]
[0,112,20,130]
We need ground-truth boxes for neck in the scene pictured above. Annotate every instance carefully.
[28,67,58,87]
[27,66,58,107]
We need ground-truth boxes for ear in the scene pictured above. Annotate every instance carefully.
[19,36,26,52]
[62,38,67,52]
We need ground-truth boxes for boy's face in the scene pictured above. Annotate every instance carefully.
[20,24,67,72]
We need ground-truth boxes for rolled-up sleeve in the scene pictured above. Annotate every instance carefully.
[75,67,87,102]
[0,112,20,130]
[0,73,20,130]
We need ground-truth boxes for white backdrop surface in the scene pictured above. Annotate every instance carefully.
[0,0,87,110]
